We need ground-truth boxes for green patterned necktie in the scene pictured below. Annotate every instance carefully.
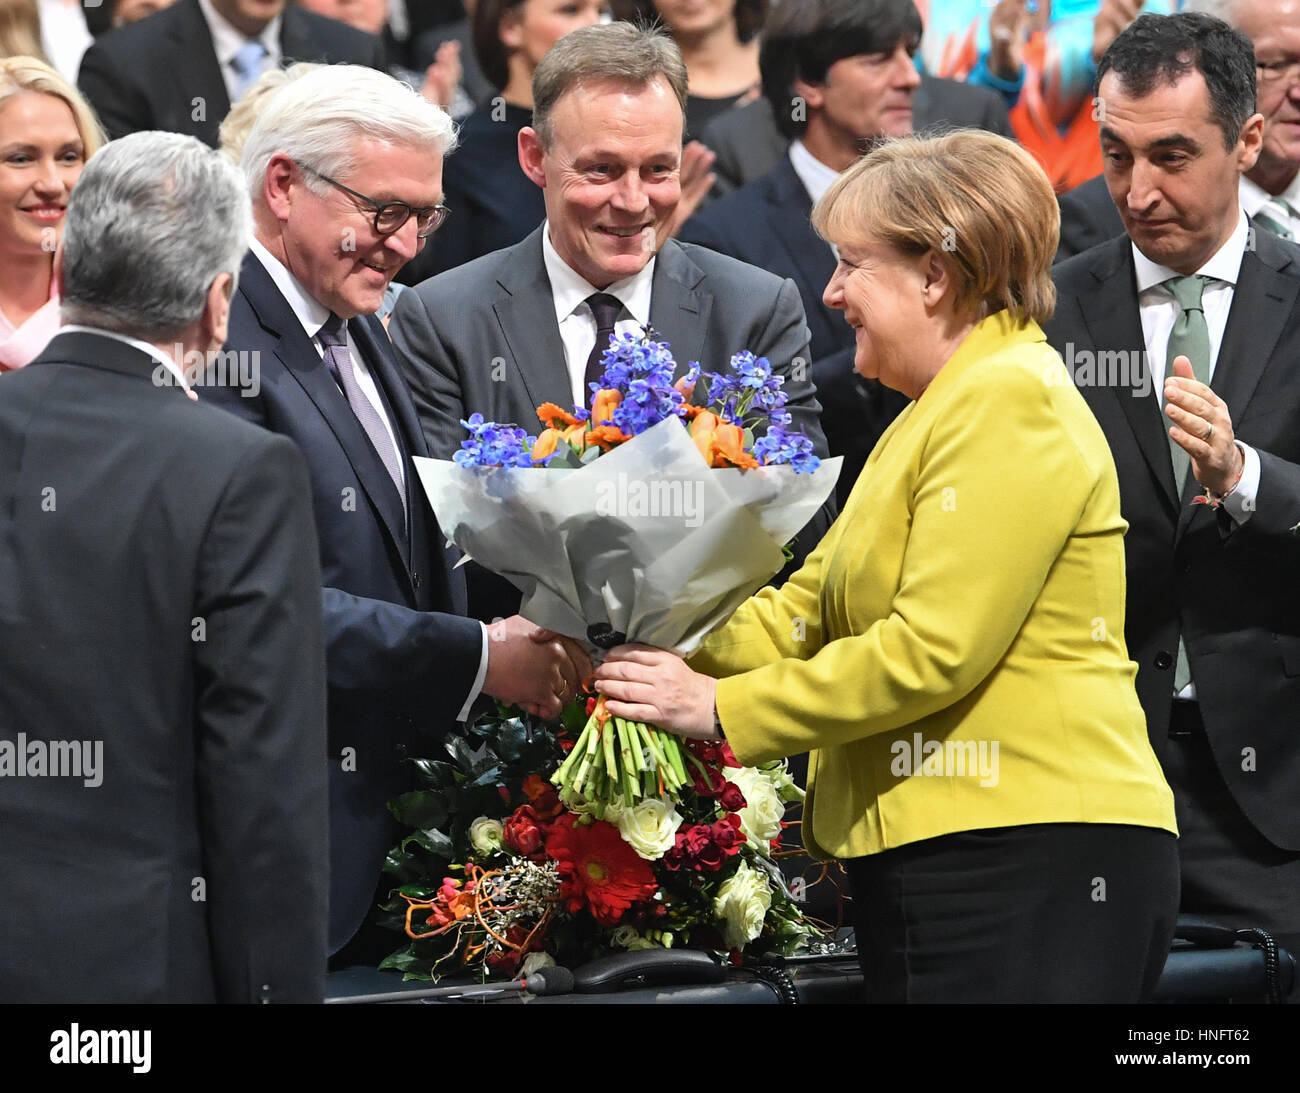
[1253,197,1296,241]
[1162,274,1213,693]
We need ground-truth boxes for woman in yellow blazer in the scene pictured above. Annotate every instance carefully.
[594,130,1180,1003]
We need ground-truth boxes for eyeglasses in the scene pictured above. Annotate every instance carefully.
[1256,58,1300,85]
[298,163,450,238]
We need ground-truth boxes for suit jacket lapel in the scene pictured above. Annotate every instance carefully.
[239,257,409,573]
[649,239,709,383]
[764,159,835,306]
[170,0,229,146]
[1081,239,1180,513]
[494,229,571,410]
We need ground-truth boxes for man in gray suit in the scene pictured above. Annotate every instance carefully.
[698,0,1014,197]
[390,22,832,620]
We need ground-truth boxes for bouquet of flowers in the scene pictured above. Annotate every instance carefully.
[382,331,841,979]
[378,703,816,979]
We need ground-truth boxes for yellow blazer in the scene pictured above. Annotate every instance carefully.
[691,312,1177,860]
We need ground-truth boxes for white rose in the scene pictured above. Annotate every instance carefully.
[725,767,785,849]
[757,759,804,803]
[713,861,772,951]
[468,816,504,856]
[611,796,683,861]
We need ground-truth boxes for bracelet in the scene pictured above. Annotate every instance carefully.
[712,701,726,741]
[1193,449,1245,509]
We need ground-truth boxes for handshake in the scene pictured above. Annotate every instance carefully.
[481,615,594,720]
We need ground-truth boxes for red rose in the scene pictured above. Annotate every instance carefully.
[522,773,563,820]
[711,814,745,851]
[690,762,727,797]
[717,782,747,813]
[504,804,545,858]
[694,840,725,872]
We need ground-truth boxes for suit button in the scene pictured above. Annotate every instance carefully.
[395,743,407,758]
[1180,562,1191,575]
[1154,651,1174,670]
[412,571,421,589]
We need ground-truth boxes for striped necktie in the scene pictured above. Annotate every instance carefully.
[1253,197,1295,241]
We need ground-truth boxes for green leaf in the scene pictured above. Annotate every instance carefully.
[446,734,479,772]
[388,789,449,830]
[469,764,504,788]
[402,827,454,858]
[407,757,457,789]
[579,445,603,465]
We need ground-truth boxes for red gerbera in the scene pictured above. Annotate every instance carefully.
[545,814,657,926]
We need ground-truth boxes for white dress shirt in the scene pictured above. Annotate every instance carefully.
[788,139,840,207]
[541,224,656,406]
[250,237,488,720]
[38,0,93,85]
[1240,173,1300,240]
[197,0,282,103]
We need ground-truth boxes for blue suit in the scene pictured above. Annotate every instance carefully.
[207,253,483,954]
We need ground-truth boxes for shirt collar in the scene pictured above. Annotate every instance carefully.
[540,222,655,329]
[788,140,841,206]
[1132,208,1250,295]
[1239,171,1300,218]
[250,236,333,342]
[59,324,191,390]
[197,0,280,69]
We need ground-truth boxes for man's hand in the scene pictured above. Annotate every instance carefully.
[989,0,1030,81]
[1165,355,1244,496]
[1093,0,1144,65]
[665,140,717,239]
[593,643,719,740]
[482,615,592,720]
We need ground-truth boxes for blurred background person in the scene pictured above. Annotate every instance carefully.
[110,0,176,27]
[412,0,493,112]
[0,56,102,371]
[398,0,608,283]
[35,0,92,82]
[292,0,468,112]
[0,0,45,62]
[77,0,386,146]
[596,130,1180,1004]
[698,0,1012,197]
[620,0,764,137]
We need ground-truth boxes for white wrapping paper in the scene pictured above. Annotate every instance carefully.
[415,416,841,654]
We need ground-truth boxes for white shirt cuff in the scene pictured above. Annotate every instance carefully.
[455,622,491,722]
[1222,441,1260,525]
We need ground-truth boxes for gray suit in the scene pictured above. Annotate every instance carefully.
[700,75,1015,196]
[389,227,834,617]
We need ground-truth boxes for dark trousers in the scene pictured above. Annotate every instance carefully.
[843,822,1180,1003]
[1165,700,1300,1000]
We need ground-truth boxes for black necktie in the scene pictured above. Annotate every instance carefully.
[583,292,623,397]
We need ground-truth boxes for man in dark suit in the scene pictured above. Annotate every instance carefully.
[683,0,958,506]
[0,132,328,1002]
[77,0,386,146]
[390,22,833,621]
[1059,0,1300,263]
[698,0,1013,198]
[1044,13,1300,978]
[203,65,589,963]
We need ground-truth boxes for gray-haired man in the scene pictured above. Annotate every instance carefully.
[0,131,329,1002]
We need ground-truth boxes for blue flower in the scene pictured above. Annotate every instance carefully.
[590,328,687,434]
[454,413,541,467]
[753,423,821,474]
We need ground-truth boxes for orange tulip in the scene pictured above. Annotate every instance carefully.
[711,421,759,469]
[590,387,622,426]
[690,410,720,462]
[532,427,561,461]
[561,422,588,450]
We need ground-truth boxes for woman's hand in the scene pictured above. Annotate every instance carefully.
[593,644,720,740]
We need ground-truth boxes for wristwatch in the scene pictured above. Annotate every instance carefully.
[712,701,726,741]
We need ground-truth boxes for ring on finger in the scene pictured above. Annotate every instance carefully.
[1203,422,1214,441]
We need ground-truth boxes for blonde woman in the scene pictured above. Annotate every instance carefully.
[595,130,1180,1003]
[0,56,102,370]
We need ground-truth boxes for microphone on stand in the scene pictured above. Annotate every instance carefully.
[326,965,575,1004]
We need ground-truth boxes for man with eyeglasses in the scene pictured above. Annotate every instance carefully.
[1060,0,1300,257]
[203,64,592,969]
